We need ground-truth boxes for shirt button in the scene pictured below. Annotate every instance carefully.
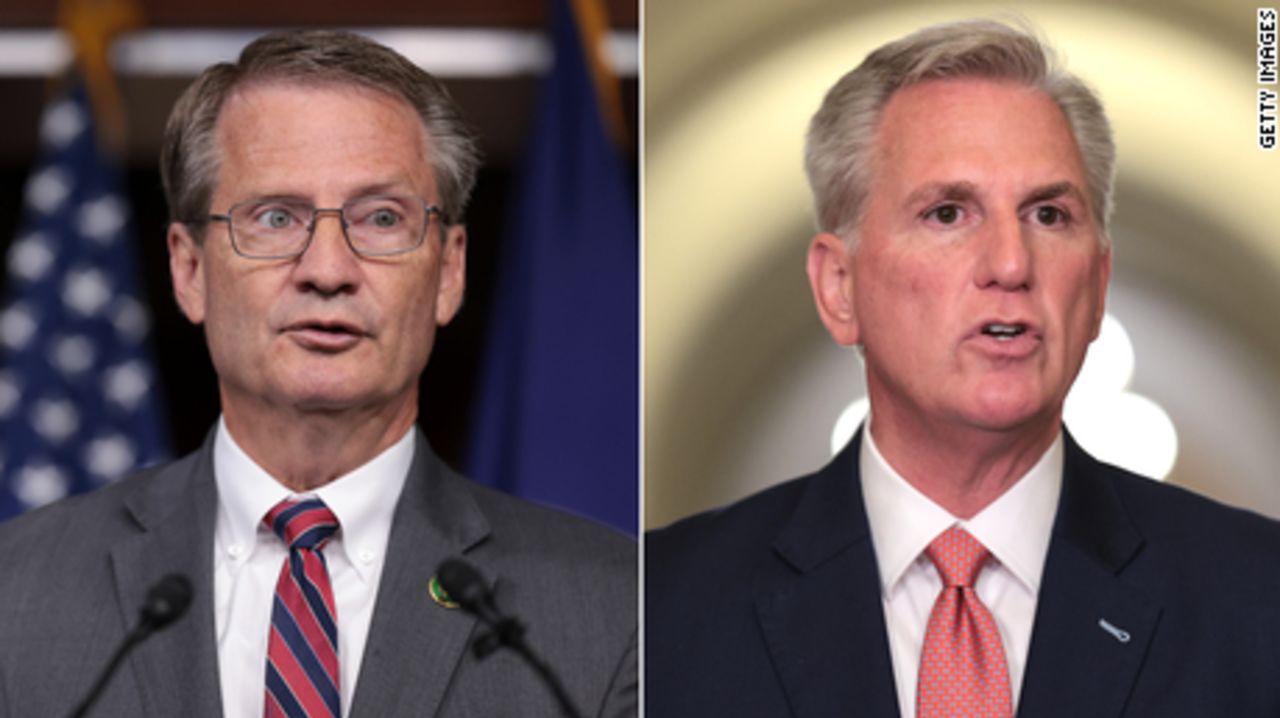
[359,549,375,564]
[228,544,244,559]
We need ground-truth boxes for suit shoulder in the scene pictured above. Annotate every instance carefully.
[1075,456,1280,601]
[647,472,816,586]
[450,472,635,573]
[0,459,175,560]
[1107,464,1280,553]
[0,453,201,627]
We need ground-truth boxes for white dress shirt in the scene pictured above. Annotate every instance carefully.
[860,422,1062,718]
[212,418,413,718]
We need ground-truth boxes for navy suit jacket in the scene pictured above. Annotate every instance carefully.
[0,429,637,717]
[646,429,1280,717]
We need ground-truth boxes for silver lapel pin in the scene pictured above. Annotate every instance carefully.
[1098,617,1131,643]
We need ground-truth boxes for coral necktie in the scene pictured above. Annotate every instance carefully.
[263,498,341,718]
[916,526,1013,718]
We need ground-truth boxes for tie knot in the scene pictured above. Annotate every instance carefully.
[925,526,991,588]
[264,498,339,551]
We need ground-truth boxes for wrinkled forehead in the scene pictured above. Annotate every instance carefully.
[869,78,1088,200]
[211,80,437,201]
[216,76,432,148]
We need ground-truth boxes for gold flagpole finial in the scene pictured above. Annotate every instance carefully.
[56,0,145,156]
[568,0,630,151]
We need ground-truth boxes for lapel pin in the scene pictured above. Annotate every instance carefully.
[1098,617,1131,643]
[429,574,460,609]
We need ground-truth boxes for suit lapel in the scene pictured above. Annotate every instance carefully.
[108,442,223,718]
[754,432,901,718]
[1017,432,1161,718]
[349,433,491,718]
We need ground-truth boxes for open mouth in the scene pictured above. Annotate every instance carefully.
[293,320,361,336]
[981,322,1028,341]
[284,320,367,350]
[306,323,356,335]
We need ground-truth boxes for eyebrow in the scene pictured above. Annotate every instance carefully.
[903,181,979,208]
[238,179,419,204]
[349,181,415,199]
[901,180,1088,209]
[241,194,311,205]
[1019,181,1087,209]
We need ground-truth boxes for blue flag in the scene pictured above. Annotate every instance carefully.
[467,0,637,534]
[0,80,169,520]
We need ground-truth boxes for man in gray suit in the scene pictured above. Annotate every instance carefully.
[0,30,635,718]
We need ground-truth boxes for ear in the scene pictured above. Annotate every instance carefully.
[168,222,207,325]
[1090,245,1113,340]
[806,232,861,346]
[434,224,467,326]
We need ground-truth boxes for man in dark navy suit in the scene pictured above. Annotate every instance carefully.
[647,18,1280,718]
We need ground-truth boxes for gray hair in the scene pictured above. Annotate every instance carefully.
[805,19,1115,245]
[160,29,481,235]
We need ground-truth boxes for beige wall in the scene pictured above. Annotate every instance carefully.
[645,1,1280,528]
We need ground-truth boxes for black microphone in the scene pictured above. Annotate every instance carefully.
[139,574,193,632]
[436,559,584,718]
[437,558,524,647]
[68,573,193,718]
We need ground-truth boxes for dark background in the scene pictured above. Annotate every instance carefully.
[0,1,638,467]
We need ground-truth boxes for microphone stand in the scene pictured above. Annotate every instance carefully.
[437,559,585,718]
[68,574,192,718]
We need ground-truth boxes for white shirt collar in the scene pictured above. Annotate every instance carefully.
[213,416,414,583]
[860,417,1062,595]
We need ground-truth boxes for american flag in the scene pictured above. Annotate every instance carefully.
[0,80,169,520]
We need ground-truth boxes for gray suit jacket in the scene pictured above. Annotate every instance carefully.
[0,430,637,717]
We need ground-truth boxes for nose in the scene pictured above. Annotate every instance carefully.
[974,212,1032,291]
[293,209,361,296]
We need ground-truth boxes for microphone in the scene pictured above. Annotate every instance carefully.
[436,559,584,718]
[139,573,193,632]
[437,558,524,648]
[68,573,193,718]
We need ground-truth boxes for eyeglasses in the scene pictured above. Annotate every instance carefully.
[206,194,445,260]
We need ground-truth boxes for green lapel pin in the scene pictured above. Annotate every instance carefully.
[429,574,459,609]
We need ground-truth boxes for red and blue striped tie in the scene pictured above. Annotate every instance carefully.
[264,498,341,718]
